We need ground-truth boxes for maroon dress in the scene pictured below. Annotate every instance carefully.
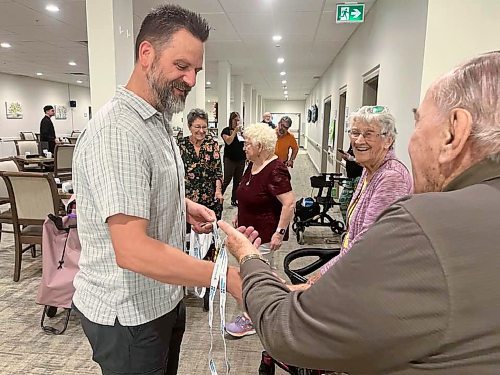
[237,159,292,243]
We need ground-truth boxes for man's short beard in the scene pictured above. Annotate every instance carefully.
[146,64,190,114]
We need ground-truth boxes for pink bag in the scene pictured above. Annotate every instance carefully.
[36,214,80,334]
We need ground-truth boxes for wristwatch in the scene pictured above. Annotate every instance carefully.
[239,253,270,267]
[276,228,286,235]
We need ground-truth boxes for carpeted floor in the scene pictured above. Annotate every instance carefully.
[0,152,341,374]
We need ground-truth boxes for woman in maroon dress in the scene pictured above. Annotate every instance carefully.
[225,123,296,337]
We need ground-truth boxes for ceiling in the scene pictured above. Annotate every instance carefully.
[0,0,375,101]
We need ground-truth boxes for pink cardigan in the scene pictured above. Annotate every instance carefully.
[320,149,413,275]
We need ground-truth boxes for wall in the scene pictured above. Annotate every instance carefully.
[304,0,428,171]
[0,72,91,156]
[420,0,500,98]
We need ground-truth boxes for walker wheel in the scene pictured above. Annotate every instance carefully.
[296,230,305,245]
[331,221,345,235]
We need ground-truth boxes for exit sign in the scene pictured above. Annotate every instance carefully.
[336,3,365,23]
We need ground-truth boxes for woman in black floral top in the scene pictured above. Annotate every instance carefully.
[178,108,223,220]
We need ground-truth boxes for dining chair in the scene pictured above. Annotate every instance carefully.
[13,140,42,171]
[53,144,75,181]
[1,171,61,282]
[0,157,20,243]
[20,131,36,141]
[70,130,81,138]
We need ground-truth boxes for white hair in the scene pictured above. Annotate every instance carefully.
[431,51,500,161]
[243,123,277,153]
[347,106,397,149]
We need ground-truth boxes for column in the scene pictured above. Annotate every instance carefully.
[86,0,134,111]
[257,94,262,122]
[218,61,231,137]
[251,89,257,124]
[243,84,252,126]
[232,75,244,119]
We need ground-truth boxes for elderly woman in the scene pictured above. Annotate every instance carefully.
[221,111,246,206]
[225,123,295,337]
[311,105,412,280]
[178,108,223,218]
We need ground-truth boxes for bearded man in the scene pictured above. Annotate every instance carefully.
[72,5,242,375]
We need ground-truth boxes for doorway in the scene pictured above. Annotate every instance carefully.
[320,97,331,173]
[362,66,379,106]
[335,90,347,173]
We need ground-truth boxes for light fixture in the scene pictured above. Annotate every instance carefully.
[45,4,60,12]
[280,71,286,76]
[207,99,211,103]
[284,90,288,95]
[283,85,287,89]
[206,81,211,85]
[68,61,77,66]
[36,72,43,76]
[281,80,287,84]
[76,80,83,84]
[277,57,284,64]
[272,35,282,42]
[1,42,12,48]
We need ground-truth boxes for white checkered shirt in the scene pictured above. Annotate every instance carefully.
[72,86,186,326]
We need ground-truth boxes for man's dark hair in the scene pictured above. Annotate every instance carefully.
[135,4,210,61]
[187,108,208,127]
[43,105,54,113]
[280,116,292,127]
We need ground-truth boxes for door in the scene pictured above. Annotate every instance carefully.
[320,97,331,173]
[335,90,347,173]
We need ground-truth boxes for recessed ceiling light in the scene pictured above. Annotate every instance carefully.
[281,80,287,84]
[46,4,60,12]
[284,91,288,95]
[277,57,284,64]
[206,81,211,85]
[1,42,12,48]
[280,71,286,76]
[36,72,43,76]
[68,61,77,66]
[76,80,83,84]
[207,99,211,103]
[272,35,282,42]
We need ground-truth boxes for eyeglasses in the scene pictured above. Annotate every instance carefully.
[365,105,389,114]
[348,129,386,141]
[192,126,208,131]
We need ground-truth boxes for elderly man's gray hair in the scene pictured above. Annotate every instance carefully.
[431,51,500,161]
[348,106,397,148]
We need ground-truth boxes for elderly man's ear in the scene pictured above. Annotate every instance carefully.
[438,108,473,165]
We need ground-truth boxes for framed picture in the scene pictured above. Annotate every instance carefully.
[55,105,67,119]
[5,101,23,119]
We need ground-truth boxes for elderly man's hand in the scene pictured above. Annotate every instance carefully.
[218,220,261,262]
[186,199,216,234]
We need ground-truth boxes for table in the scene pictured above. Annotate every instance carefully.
[14,155,54,170]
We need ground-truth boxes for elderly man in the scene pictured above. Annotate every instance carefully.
[219,51,500,373]
[275,116,299,167]
[72,5,242,375]
[262,111,276,129]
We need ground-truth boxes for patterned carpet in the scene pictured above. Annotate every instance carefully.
[0,152,341,375]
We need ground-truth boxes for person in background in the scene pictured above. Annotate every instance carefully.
[225,123,295,338]
[221,111,246,206]
[40,105,58,153]
[178,108,223,310]
[262,111,276,129]
[72,6,242,375]
[220,51,500,374]
[275,115,299,168]
[338,145,363,222]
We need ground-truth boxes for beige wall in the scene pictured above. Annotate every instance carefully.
[420,0,500,98]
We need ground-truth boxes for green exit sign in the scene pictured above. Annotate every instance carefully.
[336,3,365,23]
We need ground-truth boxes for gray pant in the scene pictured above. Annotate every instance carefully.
[222,157,246,202]
[74,302,186,375]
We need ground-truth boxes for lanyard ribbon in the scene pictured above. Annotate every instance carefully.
[190,222,230,375]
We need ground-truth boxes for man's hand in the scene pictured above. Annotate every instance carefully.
[285,159,294,168]
[226,266,243,306]
[186,198,216,234]
[218,220,261,262]
[215,190,224,203]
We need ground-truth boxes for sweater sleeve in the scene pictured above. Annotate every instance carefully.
[349,169,411,249]
[241,202,448,373]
